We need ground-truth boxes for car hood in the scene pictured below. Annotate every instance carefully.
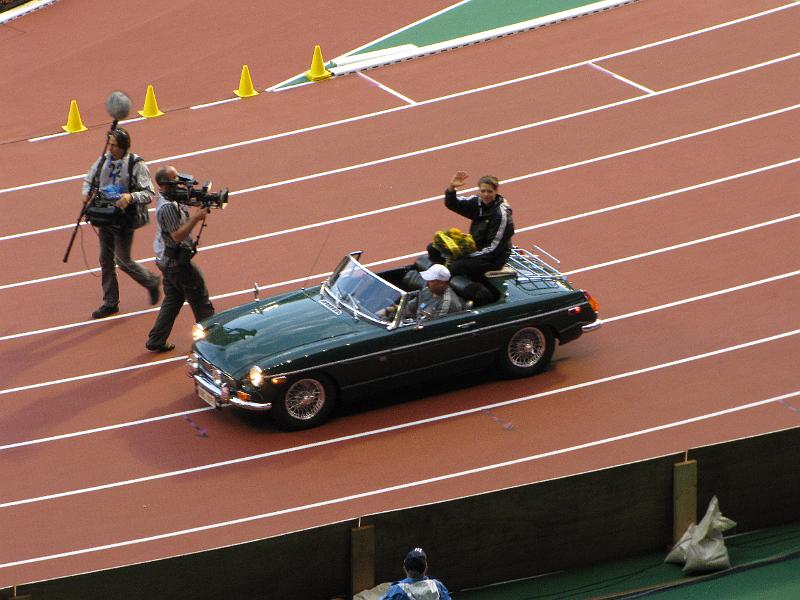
[194,289,362,378]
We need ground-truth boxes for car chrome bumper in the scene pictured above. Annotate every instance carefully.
[193,374,272,412]
[582,318,603,332]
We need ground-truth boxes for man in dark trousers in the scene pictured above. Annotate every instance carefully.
[145,166,214,353]
[82,127,161,319]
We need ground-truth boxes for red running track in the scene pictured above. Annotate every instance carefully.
[0,0,798,587]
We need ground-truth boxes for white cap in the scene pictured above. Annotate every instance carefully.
[420,264,451,282]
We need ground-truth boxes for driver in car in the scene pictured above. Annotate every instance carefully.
[382,264,465,321]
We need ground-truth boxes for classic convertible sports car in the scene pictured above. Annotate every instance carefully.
[187,248,601,430]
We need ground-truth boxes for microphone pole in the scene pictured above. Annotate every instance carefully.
[62,120,118,263]
[63,90,131,263]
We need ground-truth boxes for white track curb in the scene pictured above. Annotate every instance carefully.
[329,0,637,76]
[0,0,60,24]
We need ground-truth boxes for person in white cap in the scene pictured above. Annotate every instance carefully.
[409,264,465,319]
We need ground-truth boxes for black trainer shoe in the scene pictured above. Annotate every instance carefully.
[146,341,175,353]
[148,279,162,306]
[92,304,119,319]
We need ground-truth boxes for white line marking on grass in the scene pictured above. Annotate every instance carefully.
[356,72,418,105]
[0,378,796,567]
[588,62,655,94]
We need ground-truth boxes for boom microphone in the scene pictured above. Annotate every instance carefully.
[63,90,136,263]
[105,90,132,123]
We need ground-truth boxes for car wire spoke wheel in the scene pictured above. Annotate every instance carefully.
[508,327,546,367]
[499,325,554,378]
[285,378,327,420]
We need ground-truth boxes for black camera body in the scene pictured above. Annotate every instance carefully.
[163,173,229,210]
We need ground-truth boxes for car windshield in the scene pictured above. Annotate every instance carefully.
[324,255,405,324]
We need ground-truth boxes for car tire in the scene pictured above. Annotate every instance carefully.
[271,373,337,430]
[499,325,555,378]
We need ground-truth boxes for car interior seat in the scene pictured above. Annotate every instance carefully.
[411,255,497,307]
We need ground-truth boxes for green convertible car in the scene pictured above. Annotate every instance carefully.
[187,248,602,430]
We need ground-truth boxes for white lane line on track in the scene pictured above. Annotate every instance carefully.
[356,72,418,105]
[588,62,655,94]
[8,54,799,246]
[562,213,800,275]
[1,208,797,351]
[1,384,797,569]
[515,157,800,232]
[2,327,798,507]
[6,91,799,248]
[2,102,798,292]
[0,408,214,452]
[1,5,797,198]
[2,265,798,452]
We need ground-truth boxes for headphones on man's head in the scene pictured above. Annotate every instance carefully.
[111,127,131,152]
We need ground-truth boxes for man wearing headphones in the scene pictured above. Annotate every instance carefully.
[81,127,161,319]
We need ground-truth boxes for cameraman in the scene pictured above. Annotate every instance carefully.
[82,127,161,319]
[145,166,215,353]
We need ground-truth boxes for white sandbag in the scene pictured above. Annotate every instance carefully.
[353,582,391,600]
[668,496,737,573]
[665,523,695,564]
[683,535,731,572]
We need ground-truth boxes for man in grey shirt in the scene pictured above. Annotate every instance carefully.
[409,264,465,319]
[82,127,161,319]
[145,165,214,353]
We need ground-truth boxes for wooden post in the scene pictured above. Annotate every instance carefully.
[673,459,698,543]
[351,524,375,597]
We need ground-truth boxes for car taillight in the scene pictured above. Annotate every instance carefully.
[584,291,600,313]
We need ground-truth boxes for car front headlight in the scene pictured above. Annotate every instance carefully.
[192,323,206,341]
[249,365,264,387]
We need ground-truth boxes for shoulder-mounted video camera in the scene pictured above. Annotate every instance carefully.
[162,173,229,209]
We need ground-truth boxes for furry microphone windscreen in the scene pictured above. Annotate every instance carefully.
[105,91,132,120]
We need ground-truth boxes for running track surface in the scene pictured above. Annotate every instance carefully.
[1,0,798,587]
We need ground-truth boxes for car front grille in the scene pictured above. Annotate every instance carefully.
[197,356,235,389]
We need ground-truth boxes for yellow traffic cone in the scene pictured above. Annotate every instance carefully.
[138,85,164,118]
[306,45,332,81]
[234,64,259,98]
[61,99,88,133]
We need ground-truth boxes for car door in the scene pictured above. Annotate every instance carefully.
[387,307,493,381]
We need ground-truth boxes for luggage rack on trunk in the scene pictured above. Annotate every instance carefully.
[505,246,567,289]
